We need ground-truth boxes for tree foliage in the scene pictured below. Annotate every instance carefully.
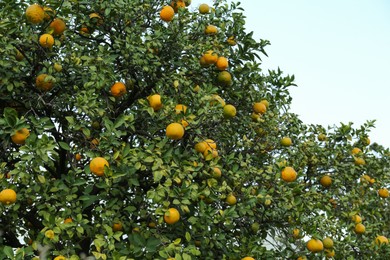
[1,0,389,259]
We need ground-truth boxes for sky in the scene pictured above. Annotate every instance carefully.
[191,0,390,148]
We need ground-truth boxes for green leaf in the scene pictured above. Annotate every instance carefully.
[3,246,14,258]
[59,141,70,150]
[3,107,18,127]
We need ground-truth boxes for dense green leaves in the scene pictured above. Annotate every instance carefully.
[1,0,389,259]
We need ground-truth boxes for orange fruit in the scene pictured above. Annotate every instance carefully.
[351,147,362,155]
[195,142,207,153]
[171,0,186,12]
[241,257,254,260]
[354,157,365,166]
[227,36,237,46]
[199,56,210,67]
[45,230,55,239]
[39,34,55,48]
[181,119,189,128]
[89,13,103,26]
[215,56,228,71]
[217,71,232,86]
[297,257,307,260]
[320,175,332,188]
[322,237,334,249]
[160,6,175,22]
[112,222,123,232]
[280,137,292,147]
[75,153,82,161]
[53,256,66,260]
[148,94,162,111]
[306,238,324,253]
[292,228,301,239]
[164,208,180,224]
[0,189,17,205]
[80,26,90,34]
[64,218,73,224]
[199,3,210,14]
[49,18,66,35]
[89,157,109,177]
[11,128,30,145]
[351,215,362,223]
[281,167,297,182]
[26,4,45,24]
[203,50,218,64]
[175,104,187,114]
[226,194,237,205]
[205,139,217,149]
[362,137,370,146]
[223,104,236,118]
[205,25,218,35]
[203,148,218,160]
[110,82,126,97]
[325,249,335,258]
[166,123,185,140]
[260,99,269,108]
[253,102,267,114]
[15,50,24,61]
[354,223,365,234]
[318,133,327,141]
[212,167,222,178]
[36,74,54,91]
[378,188,389,198]
[375,235,389,245]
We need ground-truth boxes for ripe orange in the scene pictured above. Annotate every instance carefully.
[325,249,335,258]
[49,18,66,35]
[215,57,229,71]
[260,99,269,108]
[253,102,267,114]
[203,148,218,160]
[223,104,236,118]
[36,74,54,91]
[212,167,222,178]
[110,82,126,97]
[205,139,217,149]
[181,119,189,128]
[354,223,365,234]
[203,50,218,64]
[171,0,186,12]
[292,228,301,239]
[323,237,334,249]
[351,214,362,223]
[375,235,389,245]
[89,157,109,177]
[306,238,324,253]
[11,128,30,145]
[148,94,162,111]
[75,153,82,161]
[53,256,66,260]
[175,104,187,114]
[241,257,254,260]
[199,3,210,14]
[160,6,175,22]
[45,230,55,239]
[39,34,55,48]
[26,4,45,24]
[0,189,17,205]
[226,194,237,205]
[113,222,123,232]
[320,175,332,188]
[280,137,292,147]
[195,142,207,153]
[351,147,362,155]
[227,36,237,46]
[164,208,180,224]
[205,25,218,35]
[64,217,73,224]
[378,188,389,198]
[281,167,297,182]
[354,157,366,166]
[217,71,232,86]
[166,123,185,140]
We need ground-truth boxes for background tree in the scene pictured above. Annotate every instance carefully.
[1,0,389,259]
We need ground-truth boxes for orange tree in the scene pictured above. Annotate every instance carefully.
[1,0,389,259]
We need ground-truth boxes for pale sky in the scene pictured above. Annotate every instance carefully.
[191,0,390,148]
